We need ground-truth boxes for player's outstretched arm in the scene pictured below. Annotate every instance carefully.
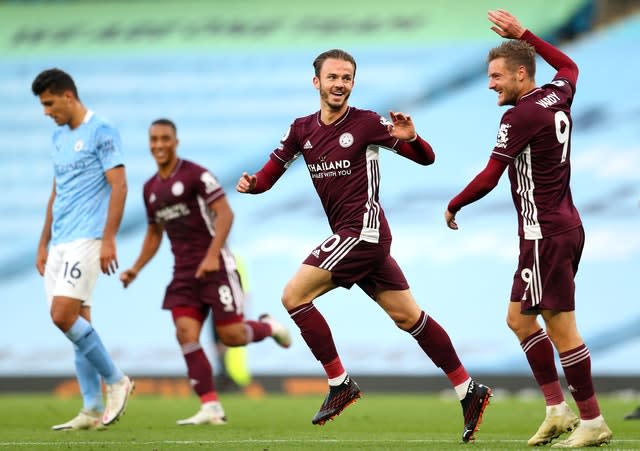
[36,179,56,276]
[388,111,435,165]
[237,172,257,193]
[445,158,508,230]
[489,8,578,85]
[388,111,417,141]
[120,223,163,288]
[237,160,286,194]
[488,9,525,39]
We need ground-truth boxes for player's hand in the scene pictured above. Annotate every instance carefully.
[100,237,119,275]
[35,246,48,276]
[195,255,220,279]
[388,111,418,142]
[120,268,138,288]
[236,172,257,193]
[488,9,526,39]
[445,209,459,230]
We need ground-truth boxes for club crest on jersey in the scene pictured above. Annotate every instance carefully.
[171,181,184,196]
[339,132,354,148]
[74,140,85,152]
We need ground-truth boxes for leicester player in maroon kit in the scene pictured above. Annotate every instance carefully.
[237,49,491,442]
[120,119,291,425]
[445,10,612,448]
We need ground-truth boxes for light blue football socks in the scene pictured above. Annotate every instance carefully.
[74,346,104,412]
[65,317,123,385]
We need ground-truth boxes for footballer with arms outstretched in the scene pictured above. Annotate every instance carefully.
[237,48,491,442]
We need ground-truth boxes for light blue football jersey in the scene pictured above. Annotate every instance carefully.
[50,111,124,245]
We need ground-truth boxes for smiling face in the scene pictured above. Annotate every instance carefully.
[149,123,179,172]
[313,57,355,114]
[487,57,526,106]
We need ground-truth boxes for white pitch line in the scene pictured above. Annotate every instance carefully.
[1,439,639,446]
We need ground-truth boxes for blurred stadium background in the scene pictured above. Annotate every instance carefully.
[0,0,638,395]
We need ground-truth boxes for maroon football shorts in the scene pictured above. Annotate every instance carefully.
[303,231,409,299]
[163,268,245,326]
[511,225,585,314]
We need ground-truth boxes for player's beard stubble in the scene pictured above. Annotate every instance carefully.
[319,84,351,112]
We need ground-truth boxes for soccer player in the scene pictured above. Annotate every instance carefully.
[445,10,612,448]
[119,119,291,425]
[236,49,491,442]
[32,68,134,430]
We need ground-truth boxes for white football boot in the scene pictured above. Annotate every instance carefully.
[177,402,227,425]
[551,416,612,448]
[102,375,134,425]
[259,314,292,348]
[52,409,105,431]
[528,402,579,446]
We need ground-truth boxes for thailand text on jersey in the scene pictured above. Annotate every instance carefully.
[270,107,403,244]
[490,76,582,239]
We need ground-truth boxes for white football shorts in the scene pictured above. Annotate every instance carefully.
[44,238,102,307]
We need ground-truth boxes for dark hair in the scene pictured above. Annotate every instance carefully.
[313,49,357,78]
[31,68,79,98]
[150,118,177,134]
[487,40,536,79]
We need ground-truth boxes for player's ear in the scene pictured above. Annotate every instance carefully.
[312,76,320,90]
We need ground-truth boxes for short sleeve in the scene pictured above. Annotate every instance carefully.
[197,169,225,204]
[367,111,400,150]
[490,109,535,162]
[271,122,302,168]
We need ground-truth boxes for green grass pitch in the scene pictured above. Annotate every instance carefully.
[1,393,639,450]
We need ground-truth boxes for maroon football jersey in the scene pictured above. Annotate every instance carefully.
[271,107,403,244]
[143,159,228,274]
[490,76,582,239]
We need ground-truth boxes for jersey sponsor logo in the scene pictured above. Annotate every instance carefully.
[74,139,85,152]
[149,193,156,203]
[303,140,313,150]
[339,132,354,148]
[200,171,220,194]
[307,159,352,179]
[535,91,560,108]
[155,202,190,223]
[54,156,91,175]
[171,181,184,196]
[495,123,511,149]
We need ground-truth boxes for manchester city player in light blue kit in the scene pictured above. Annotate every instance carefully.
[32,69,134,430]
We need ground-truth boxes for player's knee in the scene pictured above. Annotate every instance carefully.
[175,324,198,345]
[281,285,302,311]
[506,313,530,337]
[217,329,247,347]
[50,309,75,332]
[390,311,415,331]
